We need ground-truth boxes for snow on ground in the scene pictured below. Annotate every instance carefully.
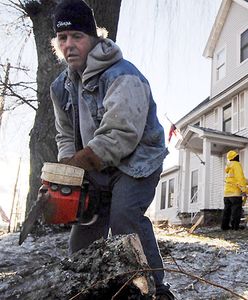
[0,226,248,300]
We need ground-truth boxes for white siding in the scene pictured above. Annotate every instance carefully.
[209,155,224,209]
[237,128,248,137]
[205,110,215,128]
[214,106,223,130]
[211,2,248,98]
[154,170,179,223]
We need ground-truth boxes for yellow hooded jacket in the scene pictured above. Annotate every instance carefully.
[224,161,247,197]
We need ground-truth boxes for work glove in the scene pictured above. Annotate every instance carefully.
[60,146,103,171]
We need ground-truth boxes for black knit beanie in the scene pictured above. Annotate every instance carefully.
[53,0,98,36]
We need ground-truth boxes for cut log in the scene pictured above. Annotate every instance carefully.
[1,234,156,299]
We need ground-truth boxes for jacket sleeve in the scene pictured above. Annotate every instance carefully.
[234,162,247,192]
[50,87,76,161]
[87,74,150,167]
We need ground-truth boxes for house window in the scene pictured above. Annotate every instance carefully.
[190,170,198,203]
[160,181,166,210]
[240,28,248,63]
[216,48,225,80]
[223,103,232,132]
[168,178,175,208]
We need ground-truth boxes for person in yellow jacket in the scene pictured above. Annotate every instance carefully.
[221,150,248,230]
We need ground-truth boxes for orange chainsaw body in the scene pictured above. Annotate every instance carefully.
[42,180,84,224]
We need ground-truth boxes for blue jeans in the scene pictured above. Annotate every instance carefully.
[69,166,168,291]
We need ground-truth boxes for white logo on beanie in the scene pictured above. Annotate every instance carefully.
[57,21,72,28]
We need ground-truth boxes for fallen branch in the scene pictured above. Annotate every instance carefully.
[140,267,247,300]
[69,264,247,300]
[111,271,139,300]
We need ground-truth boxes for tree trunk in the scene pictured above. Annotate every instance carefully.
[24,0,122,213]
[87,0,122,41]
[24,0,62,212]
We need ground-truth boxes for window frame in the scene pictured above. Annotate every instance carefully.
[160,181,167,210]
[240,27,248,63]
[216,47,226,81]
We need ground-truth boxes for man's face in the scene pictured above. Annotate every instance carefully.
[57,30,94,71]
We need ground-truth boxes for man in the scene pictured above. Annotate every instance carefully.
[221,150,247,230]
[50,0,174,299]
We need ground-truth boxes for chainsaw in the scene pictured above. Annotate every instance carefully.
[19,163,101,245]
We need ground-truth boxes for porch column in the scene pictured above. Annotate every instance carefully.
[201,138,211,209]
[181,149,190,212]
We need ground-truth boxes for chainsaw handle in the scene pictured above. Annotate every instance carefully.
[83,172,102,191]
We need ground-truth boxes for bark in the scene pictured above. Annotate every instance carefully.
[23,0,64,213]
[87,0,122,41]
[24,0,122,213]
[1,234,155,299]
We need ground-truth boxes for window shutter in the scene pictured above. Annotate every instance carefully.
[232,96,239,133]
[214,108,219,130]
[239,92,245,130]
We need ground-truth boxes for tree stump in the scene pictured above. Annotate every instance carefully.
[1,234,156,299]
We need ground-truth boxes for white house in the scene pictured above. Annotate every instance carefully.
[153,0,248,225]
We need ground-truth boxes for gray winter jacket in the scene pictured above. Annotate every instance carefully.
[50,38,168,178]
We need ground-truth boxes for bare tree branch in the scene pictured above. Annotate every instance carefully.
[0,0,27,15]
[3,83,37,110]
[0,63,29,72]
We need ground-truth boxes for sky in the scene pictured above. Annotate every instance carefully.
[0,0,222,219]
[117,0,221,166]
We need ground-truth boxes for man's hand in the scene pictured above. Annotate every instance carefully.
[60,146,103,171]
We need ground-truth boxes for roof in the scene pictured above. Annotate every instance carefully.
[176,72,248,128]
[193,125,247,139]
[160,165,180,178]
[176,125,248,154]
[175,97,210,126]
[203,0,248,58]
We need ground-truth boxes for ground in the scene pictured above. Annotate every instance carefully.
[156,225,248,300]
[0,225,248,300]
